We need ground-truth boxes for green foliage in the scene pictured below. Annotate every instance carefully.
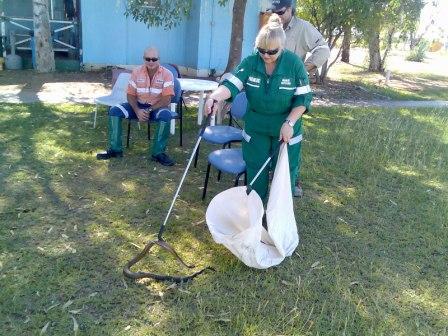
[406,39,429,62]
[357,0,424,42]
[297,0,369,44]
[125,0,229,30]
[125,0,194,29]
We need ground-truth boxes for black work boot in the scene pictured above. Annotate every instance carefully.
[96,149,123,160]
[151,153,175,166]
[293,181,304,198]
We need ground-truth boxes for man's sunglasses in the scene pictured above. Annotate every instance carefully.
[273,8,287,15]
[257,47,279,56]
[144,57,159,62]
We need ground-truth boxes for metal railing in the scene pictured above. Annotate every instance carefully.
[0,16,78,55]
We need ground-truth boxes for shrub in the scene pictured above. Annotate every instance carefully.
[406,40,429,62]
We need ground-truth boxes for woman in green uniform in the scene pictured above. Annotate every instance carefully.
[204,14,312,202]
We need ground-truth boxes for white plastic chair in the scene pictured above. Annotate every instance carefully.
[93,72,131,128]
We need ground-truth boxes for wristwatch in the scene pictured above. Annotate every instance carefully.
[284,119,295,127]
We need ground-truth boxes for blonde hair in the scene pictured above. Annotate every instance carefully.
[255,14,285,50]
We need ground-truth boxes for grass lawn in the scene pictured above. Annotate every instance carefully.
[0,103,447,335]
[329,49,448,101]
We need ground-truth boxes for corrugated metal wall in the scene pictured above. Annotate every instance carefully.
[80,0,267,73]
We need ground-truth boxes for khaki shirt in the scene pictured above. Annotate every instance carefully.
[284,17,330,68]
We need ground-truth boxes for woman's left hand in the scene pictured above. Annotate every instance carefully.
[279,123,294,143]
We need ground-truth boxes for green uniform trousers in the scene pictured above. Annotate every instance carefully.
[108,116,170,156]
[242,127,302,202]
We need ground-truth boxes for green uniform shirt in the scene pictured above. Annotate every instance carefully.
[222,49,312,136]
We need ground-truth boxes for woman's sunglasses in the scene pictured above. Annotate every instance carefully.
[145,57,159,62]
[257,47,279,56]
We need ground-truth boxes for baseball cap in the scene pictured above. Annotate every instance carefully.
[270,0,293,11]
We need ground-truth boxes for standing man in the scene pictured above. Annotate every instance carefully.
[96,47,176,166]
[270,0,330,197]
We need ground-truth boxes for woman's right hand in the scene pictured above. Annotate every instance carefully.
[204,97,218,116]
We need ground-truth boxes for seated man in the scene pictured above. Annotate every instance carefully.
[96,46,175,166]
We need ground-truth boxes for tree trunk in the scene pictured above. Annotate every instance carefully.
[341,25,351,63]
[224,0,247,73]
[381,27,395,69]
[368,29,383,72]
[33,0,55,72]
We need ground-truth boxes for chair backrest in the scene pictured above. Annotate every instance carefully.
[230,91,248,120]
[162,63,180,78]
[171,77,182,104]
[112,72,132,100]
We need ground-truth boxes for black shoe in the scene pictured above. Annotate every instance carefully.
[293,182,303,198]
[151,153,175,166]
[96,149,123,160]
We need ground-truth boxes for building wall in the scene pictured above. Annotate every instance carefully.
[80,0,187,67]
[80,0,269,74]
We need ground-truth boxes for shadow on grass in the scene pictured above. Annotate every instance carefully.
[0,103,447,335]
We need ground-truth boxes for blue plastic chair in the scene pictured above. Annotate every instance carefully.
[162,63,180,79]
[202,148,246,200]
[126,77,182,148]
[162,63,189,113]
[194,91,248,167]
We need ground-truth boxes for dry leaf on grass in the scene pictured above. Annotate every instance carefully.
[40,321,50,335]
[62,299,74,309]
[44,303,60,313]
[166,283,177,290]
[71,315,79,335]
[69,309,83,314]
[194,219,205,226]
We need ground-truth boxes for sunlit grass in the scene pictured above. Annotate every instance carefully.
[329,55,448,101]
[0,103,447,335]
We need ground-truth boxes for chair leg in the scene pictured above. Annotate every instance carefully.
[179,113,183,147]
[244,172,247,185]
[147,123,151,140]
[194,143,200,168]
[235,173,243,187]
[126,120,131,148]
[202,163,211,200]
[217,170,222,181]
[181,97,188,112]
[93,104,98,129]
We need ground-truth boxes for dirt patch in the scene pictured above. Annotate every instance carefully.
[0,68,381,106]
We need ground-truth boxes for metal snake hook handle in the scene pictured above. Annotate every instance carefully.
[157,109,213,240]
[123,105,215,283]
[246,140,284,195]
